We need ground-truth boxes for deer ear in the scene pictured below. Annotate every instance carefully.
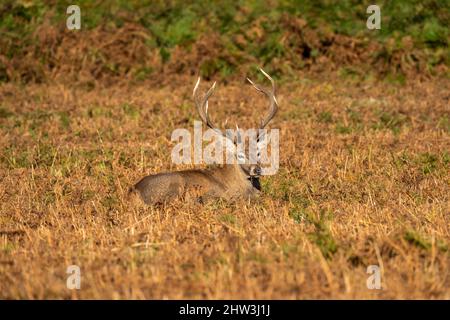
[257,130,271,148]
[235,124,242,145]
[222,132,237,153]
[257,129,266,143]
[225,128,234,142]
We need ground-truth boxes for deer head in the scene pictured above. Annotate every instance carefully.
[192,68,278,179]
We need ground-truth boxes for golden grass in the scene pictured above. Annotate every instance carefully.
[0,76,448,299]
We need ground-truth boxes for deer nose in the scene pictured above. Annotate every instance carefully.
[254,167,262,176]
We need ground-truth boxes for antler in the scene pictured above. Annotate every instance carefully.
[246,68,278,131]
[193,77,230,140]
[193,68,278,147]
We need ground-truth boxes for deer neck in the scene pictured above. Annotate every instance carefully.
[212,162,249,185]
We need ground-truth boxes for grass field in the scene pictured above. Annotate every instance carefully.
[0,75,448,299]
[0,0,449,299]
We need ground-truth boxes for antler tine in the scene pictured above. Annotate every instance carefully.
[193,78,228,139]
[193,77,205,122]
[247,68,279,130]
[193,77,201,98]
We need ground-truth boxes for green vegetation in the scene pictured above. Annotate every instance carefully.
[307,210,338,259]
[372,110,409,134]
[0,0,448,83]
[289,196,338,259]
[404,230,448,252]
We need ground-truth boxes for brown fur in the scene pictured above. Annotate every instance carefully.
[131,163,259,205]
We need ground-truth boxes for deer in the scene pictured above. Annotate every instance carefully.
[130,68,278,205]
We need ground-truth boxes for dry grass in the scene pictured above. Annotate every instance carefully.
[0,76,449,299]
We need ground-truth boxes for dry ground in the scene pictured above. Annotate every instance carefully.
[0,76,449,299]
